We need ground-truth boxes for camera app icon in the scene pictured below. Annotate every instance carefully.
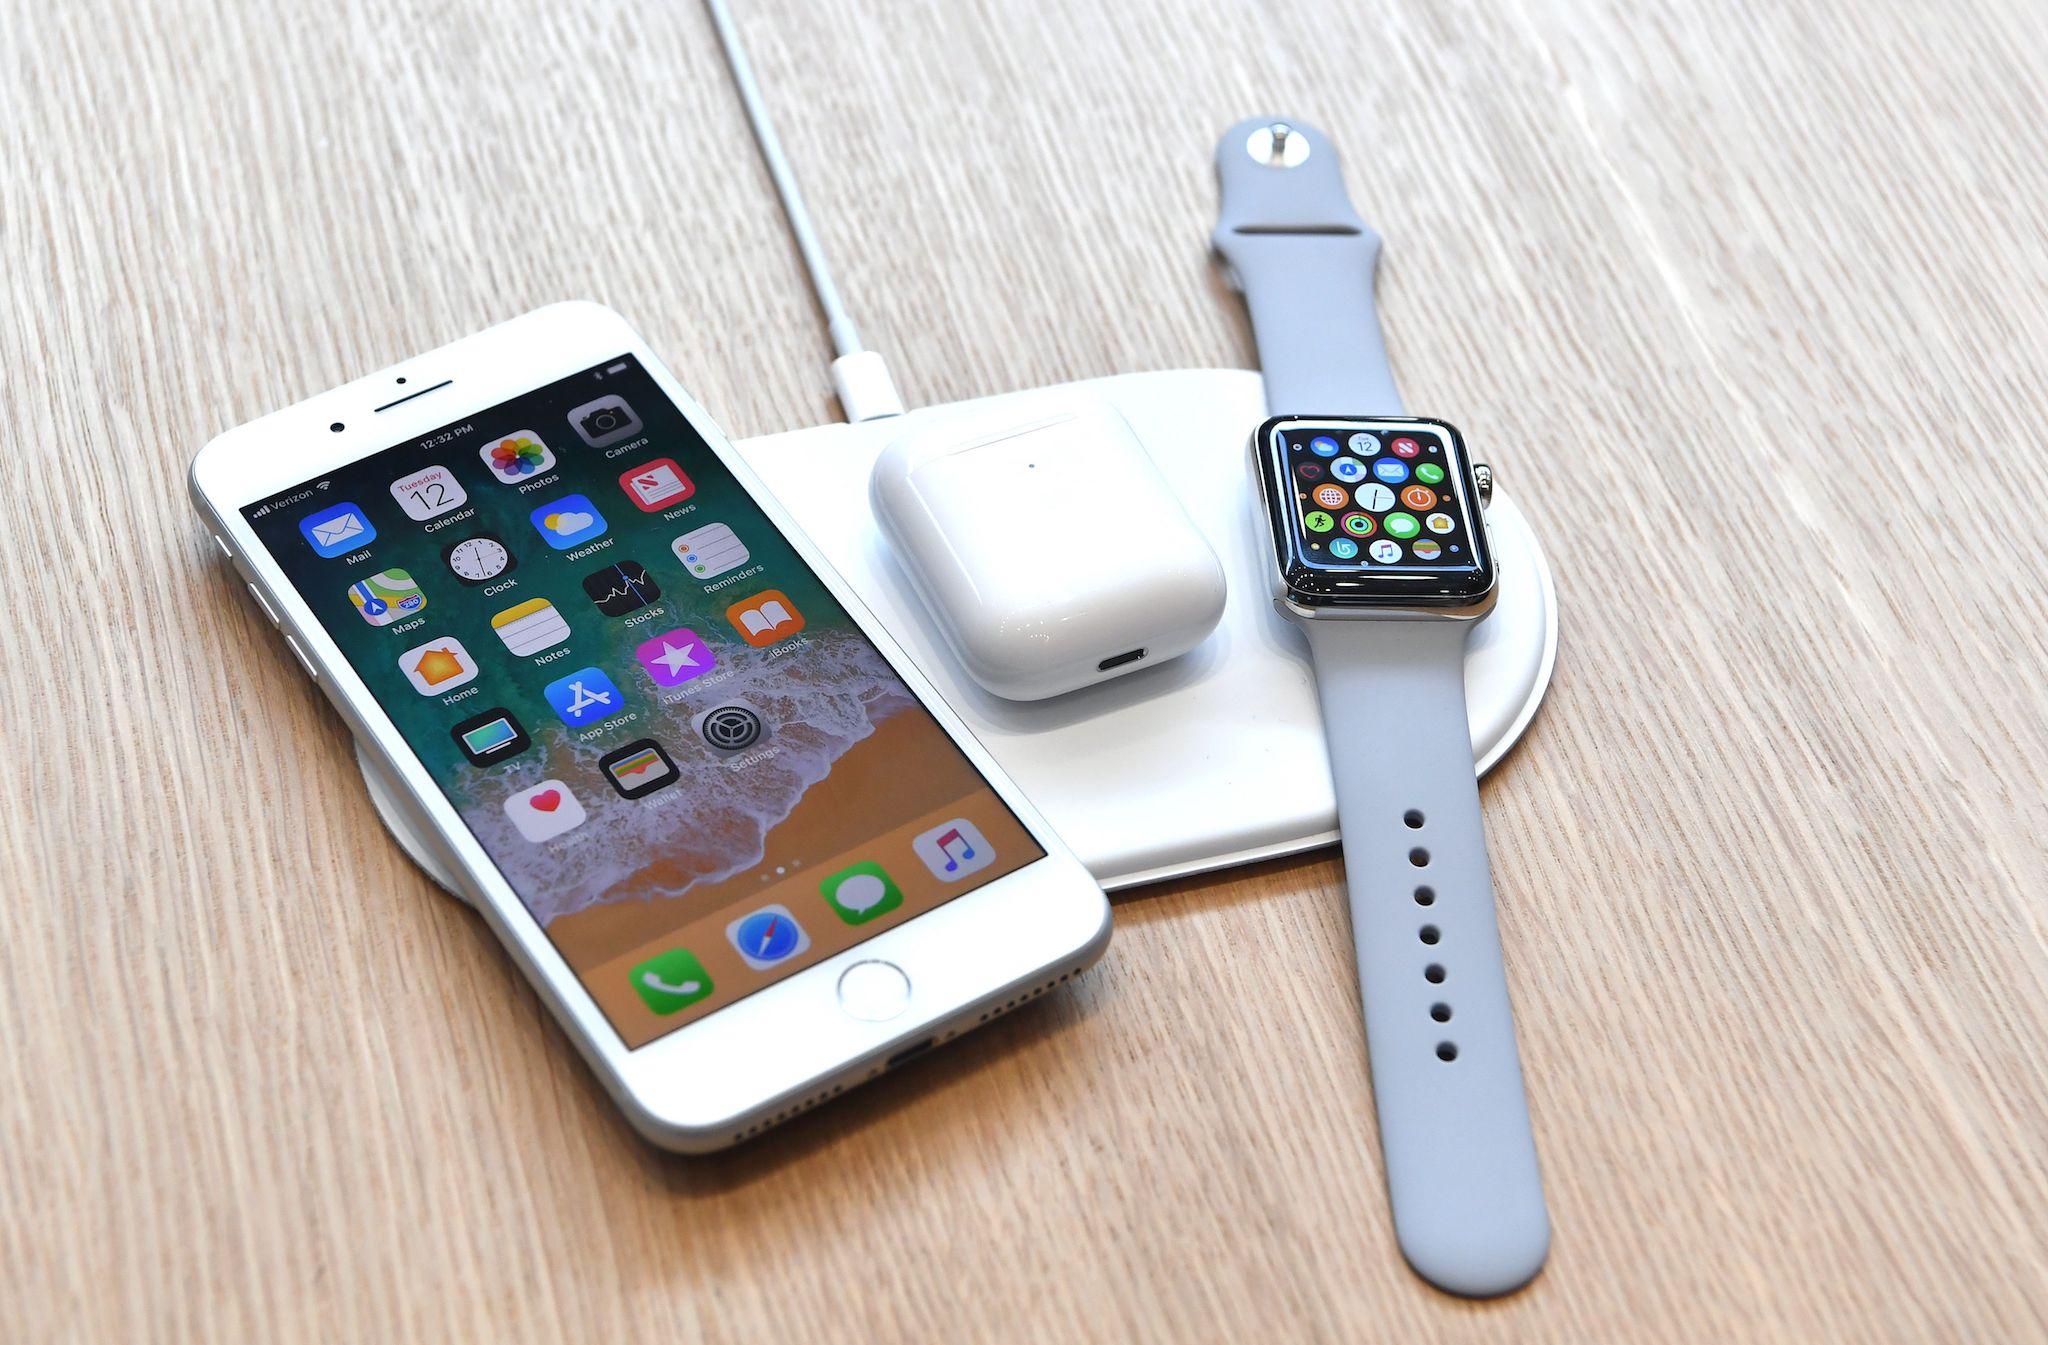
[567,394,644,449]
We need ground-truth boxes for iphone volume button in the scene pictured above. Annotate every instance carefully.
[283,635,320,681]
[245,582,282,626]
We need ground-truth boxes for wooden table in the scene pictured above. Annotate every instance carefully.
[8,0,2048,1338]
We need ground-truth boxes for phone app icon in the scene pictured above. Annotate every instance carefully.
[820,860,903,926]
[1340,512,1376,537]
[543,665,624,727]
[1384,512,1422,539]
[635,627,716,687]
[1401,484,1437,511]
[726,590,805,647]
[398,637,478,695]
[582,559,661,616]
[443,532,516,585]
[726,904,811,970]
[1330,457,1367,483]
[478,431,555,483]
[529,494,609,549]
[1372,458,1410,484]
[599,738,678,799]
[567,394,643,448]
[618,458,695,511]
[913,818,994,881]
[490,597,571,655]
[672,521,749,580]
[1309,435,1340,457]
[503,778,586,843]
[300,501,375,558]
[693,701,768,755]
[451,708,530,766]
[1414,462,1446,485]
[389,464,468,521]
[346,569,426,626]
[629,948,714,1015]
[1311,483,1349,510]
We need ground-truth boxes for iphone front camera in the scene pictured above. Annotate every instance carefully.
[329,421,345,433]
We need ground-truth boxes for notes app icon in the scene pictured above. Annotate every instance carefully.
[491,598,571,656]
[913,818,994,882]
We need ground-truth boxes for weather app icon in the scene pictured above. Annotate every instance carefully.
[528,493,608,549]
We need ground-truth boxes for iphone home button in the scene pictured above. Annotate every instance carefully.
[836,960,911,1022]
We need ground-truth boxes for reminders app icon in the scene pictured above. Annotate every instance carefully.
[300,501,374,558]
[672,522,748,580]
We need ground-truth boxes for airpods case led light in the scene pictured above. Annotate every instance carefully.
[870,396,1227,701]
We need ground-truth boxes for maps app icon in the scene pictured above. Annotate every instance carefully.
[347,569,426,626]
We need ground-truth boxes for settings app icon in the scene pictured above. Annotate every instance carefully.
[693,702,767,755]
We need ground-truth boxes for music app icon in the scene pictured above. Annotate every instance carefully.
[912,818,994,882]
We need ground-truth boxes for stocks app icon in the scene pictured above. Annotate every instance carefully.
[582,559,661,616]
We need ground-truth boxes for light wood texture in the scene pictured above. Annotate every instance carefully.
[6,0,2048,1339]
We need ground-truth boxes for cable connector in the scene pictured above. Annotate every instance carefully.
[830,351,905,423]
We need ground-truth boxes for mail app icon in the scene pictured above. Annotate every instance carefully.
[300,501,377,558]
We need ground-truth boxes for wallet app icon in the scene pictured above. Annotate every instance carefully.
[300,501,375,558]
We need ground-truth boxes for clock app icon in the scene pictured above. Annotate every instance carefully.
[443,532,516,586]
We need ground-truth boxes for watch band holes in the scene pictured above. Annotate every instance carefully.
[1424,963,1446,983]
[1408,847,1430,867]
[1430,1002,1452,1022]
[1403,809,1425,829]
[1419,924,1440,945]
[1413,885,1435,906]
[1436,1042,1459,1061]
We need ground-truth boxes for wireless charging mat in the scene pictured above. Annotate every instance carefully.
[355,368,1558,900]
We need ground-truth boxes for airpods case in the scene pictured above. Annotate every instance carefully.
[870,396,1227,701]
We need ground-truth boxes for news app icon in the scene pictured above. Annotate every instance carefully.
[912,818,994,882]
[618,458,695,511]
[726,589,805,647]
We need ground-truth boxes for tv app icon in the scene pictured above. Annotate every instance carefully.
[599,738,678,799]
[451,708,530,766]
[913,818,994,881]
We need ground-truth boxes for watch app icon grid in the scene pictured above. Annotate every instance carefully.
[1287,424,1468,570]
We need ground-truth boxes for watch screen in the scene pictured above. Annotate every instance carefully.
[1259,417,1493,605]
[242,355,1043,1049]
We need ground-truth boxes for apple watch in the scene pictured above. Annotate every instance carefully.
[1214,116,1550,1298]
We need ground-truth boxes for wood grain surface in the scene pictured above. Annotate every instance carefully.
[7,0,2048,1339]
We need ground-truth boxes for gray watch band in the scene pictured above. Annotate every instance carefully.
[1211,117,1404,417]
[1216,116,1549,1297]
[1303,618,1548,1297]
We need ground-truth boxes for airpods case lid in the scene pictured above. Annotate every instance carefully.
[870,396,1226,701]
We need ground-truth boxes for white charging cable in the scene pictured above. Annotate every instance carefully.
[705,0,905,422]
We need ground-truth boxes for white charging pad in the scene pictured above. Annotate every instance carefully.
[355,369,1557,900]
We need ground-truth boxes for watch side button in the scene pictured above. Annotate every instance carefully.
[283,634,319,680]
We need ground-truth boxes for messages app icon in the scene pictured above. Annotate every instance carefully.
[820,861,903,926]
[300,501,375,558]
